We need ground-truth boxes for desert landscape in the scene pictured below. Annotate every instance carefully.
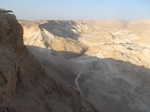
[1,9,150,112]
[20,19,150,112]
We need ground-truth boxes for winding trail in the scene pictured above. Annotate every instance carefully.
[75,71,84,96]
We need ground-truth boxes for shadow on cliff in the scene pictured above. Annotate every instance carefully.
[39,20,80,39]
[27,45,150,112]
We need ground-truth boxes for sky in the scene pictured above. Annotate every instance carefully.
[0,0,150,20]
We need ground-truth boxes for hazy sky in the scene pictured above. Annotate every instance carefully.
[1,0,150,20]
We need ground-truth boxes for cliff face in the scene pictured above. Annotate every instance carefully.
[0,10,96,112]
[0,10,24,106]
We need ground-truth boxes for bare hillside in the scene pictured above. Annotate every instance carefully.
[19,19,150,112]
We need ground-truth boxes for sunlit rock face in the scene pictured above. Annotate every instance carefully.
[20,20,87,56]
[21,19,150,112]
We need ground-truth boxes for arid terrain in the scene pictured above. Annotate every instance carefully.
[0,9,150,112]
[20,19,150,112]
[21,19,150,66]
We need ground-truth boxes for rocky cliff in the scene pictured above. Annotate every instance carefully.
[0,10,96,112]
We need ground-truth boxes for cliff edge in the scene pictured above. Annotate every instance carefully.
[0,9,96,112]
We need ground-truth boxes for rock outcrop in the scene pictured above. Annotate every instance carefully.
[0,10,96,112]
[20,20,87,57]
[0,10,24,106]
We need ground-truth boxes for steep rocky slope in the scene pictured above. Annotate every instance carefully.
[20,19,150,112]
[20,20,87,56]
[0,10,96,112]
